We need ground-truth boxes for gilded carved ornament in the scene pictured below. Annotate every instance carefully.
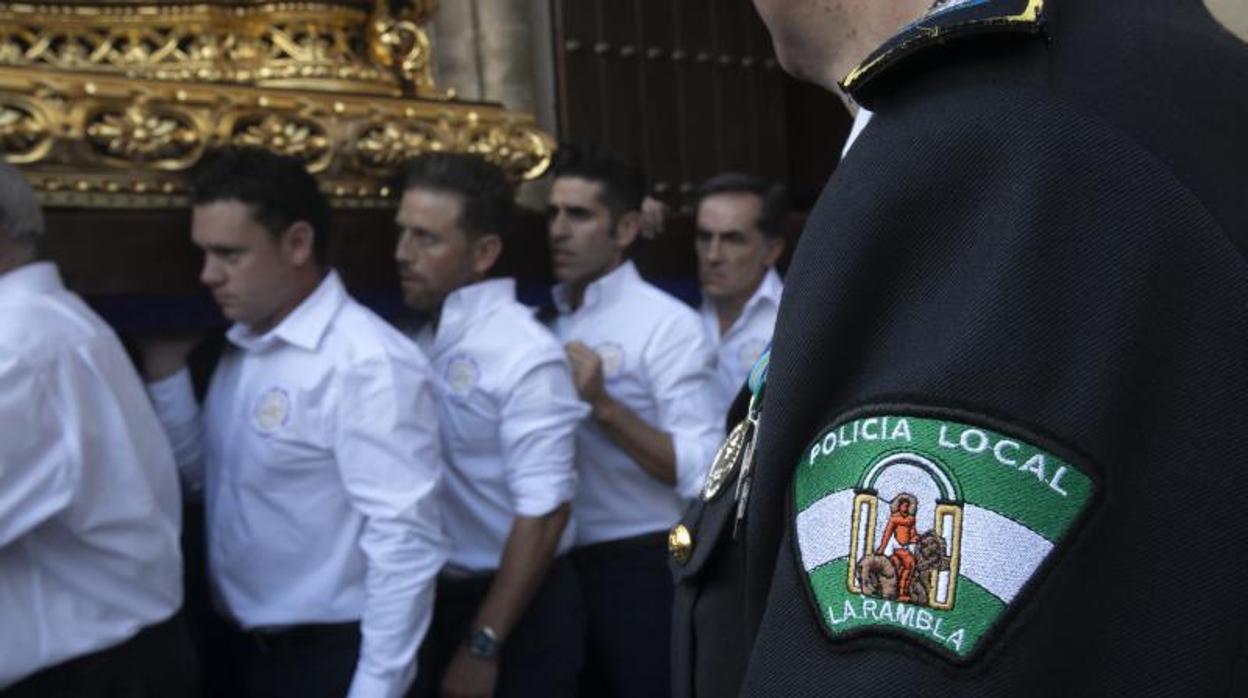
[0,1,554,208]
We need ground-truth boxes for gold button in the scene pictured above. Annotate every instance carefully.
[668,524,694,565]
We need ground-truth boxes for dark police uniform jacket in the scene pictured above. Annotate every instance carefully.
[671,0,1248,695]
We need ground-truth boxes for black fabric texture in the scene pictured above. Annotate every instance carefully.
[2,614,201,698]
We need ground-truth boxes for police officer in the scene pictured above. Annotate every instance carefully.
[143,147,447,698]
[693,174,787,419]
[393,152,588,698]
[672,0,1248,695]
[546,144,723,697]
[0,163,198,696]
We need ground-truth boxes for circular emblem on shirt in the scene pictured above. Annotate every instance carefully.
[445,353,480,396]
[595,342,625,380]
[738,337,769,371]
[253,387,291,433]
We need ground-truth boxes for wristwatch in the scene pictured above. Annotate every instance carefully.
[466,626,500,660]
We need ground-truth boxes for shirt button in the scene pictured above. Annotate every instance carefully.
[668,523,694,565]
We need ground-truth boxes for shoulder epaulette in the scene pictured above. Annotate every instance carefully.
[840,0,1046,100]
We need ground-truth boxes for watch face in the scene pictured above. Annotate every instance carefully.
[468,628,499,659]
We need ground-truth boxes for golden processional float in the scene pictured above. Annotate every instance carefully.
[0,0,554,209]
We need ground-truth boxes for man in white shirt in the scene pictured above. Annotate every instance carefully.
[545,144,724,697]
[394,152,588,698]
[694,173,788,419]
[0,163,197,695]
[141,147,447,698]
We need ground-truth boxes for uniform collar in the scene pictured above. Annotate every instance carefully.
[0,261,64,298]
[701,267,783,335]
[841,0,1046,106]
[227,270,346,353]
[552,260,641,315]
[428,278,515,352]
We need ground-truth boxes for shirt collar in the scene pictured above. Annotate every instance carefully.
[552,260,640,315]
[0,261,64,298]
[227,270,346,353]
[701,267,783,331]
[429,278,515,352]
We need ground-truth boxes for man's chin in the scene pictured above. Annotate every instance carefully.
[402,292,437,315]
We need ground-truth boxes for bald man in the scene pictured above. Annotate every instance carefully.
[670,1,1248,695]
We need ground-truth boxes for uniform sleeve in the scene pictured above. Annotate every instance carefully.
[645,312,725,500]
[0,356,78,548]
[145,368,206,498]
[334,354,448,698]
[499,353,590,517]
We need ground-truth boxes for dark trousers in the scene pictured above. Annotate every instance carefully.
[573,533,674,698]
[411,557,584,698]
[3,613,201,698]
[226,621,361,698]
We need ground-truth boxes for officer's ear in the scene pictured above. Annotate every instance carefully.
[471,233,503,277]
[612,210,643,250]
[764,235,785,267]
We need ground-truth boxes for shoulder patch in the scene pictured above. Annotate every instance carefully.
[792,411,1095,663]
[841,0,1045,99]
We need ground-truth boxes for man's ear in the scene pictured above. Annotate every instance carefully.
[282,220,316,267]
[613,210,643,250]
[764,235,785,267]
[472,233,503,277]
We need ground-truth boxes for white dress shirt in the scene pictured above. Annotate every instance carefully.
[0,262,183,688]
[842,107,875,158]
[700,268,783,418]
[551,261,723,545]
[147,271,447,698]
[412,278,587,573]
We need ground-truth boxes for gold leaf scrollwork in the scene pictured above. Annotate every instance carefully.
[462,121,554,182]
[0,102,52,163]
[454,117,551,183]
[85,104,200,166]
[231,114,333,172]
[368,0,438,96]
[354,120,445,171]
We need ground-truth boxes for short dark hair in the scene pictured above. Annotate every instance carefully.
[191,147,331,262]
[551,143,645,221]
[401,152,515,239]
[696,173,790,240]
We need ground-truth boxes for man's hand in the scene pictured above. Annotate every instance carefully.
[137,334,201,382]
[440,647,499,698]
[565,341,609,411]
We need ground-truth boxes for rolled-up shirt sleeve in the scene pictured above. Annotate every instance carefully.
[644,315,724,500]
[335,354,447,698]
[145,367,206,498]
[499,354,589,517]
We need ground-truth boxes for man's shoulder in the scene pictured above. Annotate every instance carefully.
[618,276,703,330]
[833,82,1210,223]
[460,300,567,375]
[325,297,429,370]
[0,291,99,364]
[479,299,562,347]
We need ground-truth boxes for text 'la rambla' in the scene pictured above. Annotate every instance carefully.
[807,417,1071,496]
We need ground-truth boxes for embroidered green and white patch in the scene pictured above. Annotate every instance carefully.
[793,413,1094,663]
